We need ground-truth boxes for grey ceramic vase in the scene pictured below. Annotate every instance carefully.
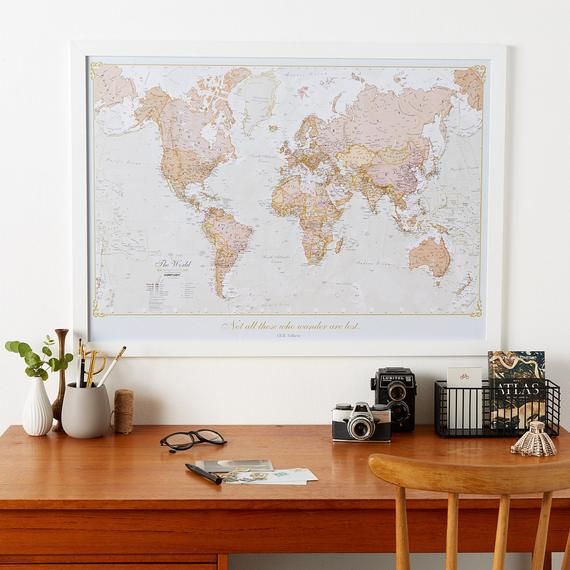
[61,383,111,438]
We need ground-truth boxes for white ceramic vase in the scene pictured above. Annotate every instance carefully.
[22,377,53,436]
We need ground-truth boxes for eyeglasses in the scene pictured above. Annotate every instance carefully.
[160,429,227,454]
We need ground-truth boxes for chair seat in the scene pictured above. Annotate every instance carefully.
[368,453,570,570]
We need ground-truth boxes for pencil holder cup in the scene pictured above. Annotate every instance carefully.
[61,383,111,438]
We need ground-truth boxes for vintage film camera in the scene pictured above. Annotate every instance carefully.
[371,367,417,432]
[332,402,391,442]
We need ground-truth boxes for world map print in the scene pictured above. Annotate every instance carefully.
[90,59,487,321]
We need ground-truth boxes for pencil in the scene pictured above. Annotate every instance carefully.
[79,344,86,388]
[96,346,127,388]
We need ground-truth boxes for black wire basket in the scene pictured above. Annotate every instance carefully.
[434,379,560,438]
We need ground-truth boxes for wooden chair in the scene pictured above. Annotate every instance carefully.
[368,454,570,570]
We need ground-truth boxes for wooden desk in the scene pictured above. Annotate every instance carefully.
[0,425,569,569]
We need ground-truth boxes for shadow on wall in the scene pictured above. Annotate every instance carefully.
[117,390,164,426]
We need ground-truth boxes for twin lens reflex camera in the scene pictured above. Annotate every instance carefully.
[371,367,417,432]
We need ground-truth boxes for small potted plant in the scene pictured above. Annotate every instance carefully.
[5,335,73,436]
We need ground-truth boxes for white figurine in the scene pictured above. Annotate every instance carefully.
[511,421,557,457]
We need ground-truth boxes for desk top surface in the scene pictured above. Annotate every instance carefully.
[1,424,569,510]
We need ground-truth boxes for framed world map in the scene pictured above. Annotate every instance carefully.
[71,42,506,356]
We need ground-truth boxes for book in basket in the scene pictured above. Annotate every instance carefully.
[488,351,546,431]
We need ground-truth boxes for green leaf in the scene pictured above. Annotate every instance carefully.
[18,343,32,357]
[25,367,36,377]
[5,341,20,353]
[42,346,52,357]
[48,357,58,369]
[24,352,41,367]
[38,369,48,381]
[61,361,68,370]
[64,353,74,363]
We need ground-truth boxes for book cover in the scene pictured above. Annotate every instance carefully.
[488,351,545,380]
[488,351,546,430]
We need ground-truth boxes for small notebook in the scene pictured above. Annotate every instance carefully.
[194,459,274,473]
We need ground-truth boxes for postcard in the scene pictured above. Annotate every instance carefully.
[222,468,318,485]
[447,367,482,388]
[446,367,483,430]
[195,459,274,473]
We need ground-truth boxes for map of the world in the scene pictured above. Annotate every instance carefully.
[87,56,492,350]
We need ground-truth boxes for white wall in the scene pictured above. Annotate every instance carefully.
[1,1,569,569]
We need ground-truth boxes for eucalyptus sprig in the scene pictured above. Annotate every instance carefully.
[5,335,74,381]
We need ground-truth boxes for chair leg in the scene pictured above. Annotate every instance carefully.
[492,495,511,570]
[562,531,570,570]
[531,491,553,570]
[446,493,459,570]
[395,486,410,570]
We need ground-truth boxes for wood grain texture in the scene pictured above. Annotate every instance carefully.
[0,555,217,564]
[492,495,510,570]
[217,555,228,570]
[369,451,570,570]
[0,566,215,570]
[0,425,568,563]
[563,532,570,569]
[2,425,570,509]
[531,492,553,570]
[544,552,552,570]
[446,493,459,570]
[368,454,570,495]
[51,328,69,432]
[395,487,410,570]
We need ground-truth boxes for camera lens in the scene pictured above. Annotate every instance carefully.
[388,401,410,423]
[347,415,375,440]
[388,381,407,402]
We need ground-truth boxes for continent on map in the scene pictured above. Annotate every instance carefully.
[202,208,253,298]
[454,67,484,111]
[409,237,451,279]
[135,68,252,198]
[92,64,136,111]
[272,175,349,265]
[314,85,454,201]
[272,84,455,264]
[133,68,255,300]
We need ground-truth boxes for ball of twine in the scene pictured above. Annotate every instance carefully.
[114,389,134,434]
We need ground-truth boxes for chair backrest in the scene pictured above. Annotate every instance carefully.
[368,453,570,570]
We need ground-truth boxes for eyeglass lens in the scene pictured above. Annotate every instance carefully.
[194,429,225,443]
[163,429,225,449]
[166,433,194,447]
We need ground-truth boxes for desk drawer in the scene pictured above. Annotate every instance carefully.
[0,566,217,570]
[0,555,227,570]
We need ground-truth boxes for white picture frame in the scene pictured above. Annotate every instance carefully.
[71,41,507,357]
